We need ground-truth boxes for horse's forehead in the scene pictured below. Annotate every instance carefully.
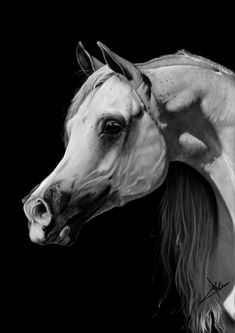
[70,77,140,125]
[92,77,134,110]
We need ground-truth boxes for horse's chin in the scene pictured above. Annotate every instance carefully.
[44,185,114,246]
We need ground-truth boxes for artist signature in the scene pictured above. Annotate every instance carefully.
[199,278,230,305]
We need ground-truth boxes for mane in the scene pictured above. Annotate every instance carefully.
[63,65,116,145]
[156,162,225,333]
[136,50,235,79]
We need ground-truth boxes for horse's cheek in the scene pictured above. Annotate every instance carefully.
[138,114,167,181]
[117,122,167,199]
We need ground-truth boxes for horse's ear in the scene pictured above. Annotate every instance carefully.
[76,41,104,75]
[97,41,143,86]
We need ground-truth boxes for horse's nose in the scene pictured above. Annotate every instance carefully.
[23,196,53,235]
[23,184,71,228]
[23,184,72,244]
[30,198,52,224]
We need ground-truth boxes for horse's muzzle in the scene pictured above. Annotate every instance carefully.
[23,190,72,245]
[23,184,112,246]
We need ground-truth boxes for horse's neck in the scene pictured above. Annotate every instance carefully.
[142,65,235,232]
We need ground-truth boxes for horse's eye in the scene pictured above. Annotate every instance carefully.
[102,120,123,137]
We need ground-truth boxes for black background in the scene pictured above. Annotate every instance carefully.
[7,5,234,332]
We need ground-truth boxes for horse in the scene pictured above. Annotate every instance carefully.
[22,42,235,333]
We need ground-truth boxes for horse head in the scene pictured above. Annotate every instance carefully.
[22,42,167,246]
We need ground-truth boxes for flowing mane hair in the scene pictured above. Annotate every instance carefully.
[158,162,224,333]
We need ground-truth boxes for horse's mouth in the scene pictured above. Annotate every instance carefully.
[44,185,112,246]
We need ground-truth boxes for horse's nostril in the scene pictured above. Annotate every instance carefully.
[31,199,52,226]
[32,202,47,219]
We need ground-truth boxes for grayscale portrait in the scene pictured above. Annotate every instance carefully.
[20,28,235,333]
